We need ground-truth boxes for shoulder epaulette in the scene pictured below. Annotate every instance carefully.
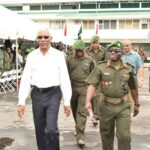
[97,60,107,65]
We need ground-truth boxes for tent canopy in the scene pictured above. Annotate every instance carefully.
[0,5,42,41]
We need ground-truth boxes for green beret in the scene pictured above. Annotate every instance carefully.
[91,35,100,43]
[72,40,85,50]
[107,41,124,50]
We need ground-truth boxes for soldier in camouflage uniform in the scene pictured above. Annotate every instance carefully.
[86,41,140,150]
[85,35,107,126]
[6,47,14,69]
[66,39,93,148]
[0,48,11,74]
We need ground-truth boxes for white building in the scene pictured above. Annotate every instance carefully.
[0,0,150,53]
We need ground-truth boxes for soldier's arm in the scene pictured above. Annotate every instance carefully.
[85,85,96,116]
[129,72,140,117]
[86,85,96,103]
[130,89,139,117]
[85,65,102,115]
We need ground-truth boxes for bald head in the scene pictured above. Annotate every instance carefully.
[123,39,132,54]
[123,39,132,46]
[37,27,51,38]
[36,27,52,52]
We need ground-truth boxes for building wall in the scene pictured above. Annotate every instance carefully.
[0,0,150,52]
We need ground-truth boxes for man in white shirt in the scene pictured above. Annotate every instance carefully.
[18,28,72,150]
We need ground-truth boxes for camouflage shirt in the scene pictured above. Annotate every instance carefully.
[0,49,11,72]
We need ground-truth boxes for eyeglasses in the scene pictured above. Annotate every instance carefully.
[37,36,49,39]
[75,49,82,51]
[108,49,121,53]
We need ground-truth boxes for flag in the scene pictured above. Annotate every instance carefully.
[96,23,99,35]
[78,26,82,39]
[64,24,67,37]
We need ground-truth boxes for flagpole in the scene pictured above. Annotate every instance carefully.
[64,23,67,53]
[78,25,82,40]
[96,23,99,35]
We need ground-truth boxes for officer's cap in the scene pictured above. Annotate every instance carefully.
[107,41,124,50]
[72,39,85,50]
[91,35,100,43]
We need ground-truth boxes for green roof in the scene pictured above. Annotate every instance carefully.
[21,11,150,19]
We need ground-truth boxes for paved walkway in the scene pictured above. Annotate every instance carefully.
[0,69,150,150]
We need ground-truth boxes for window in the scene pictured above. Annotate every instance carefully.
[49,21,64,30]
[30,5,41,11]
[80,3,97,9]
[133,20,139,29]
[121,3,139,8]
[100,3,118,9]
[61,4,78,9]
[75,20,82,25]
[104,20,109,29]
[89,21,94,29]
[119,20,125,29]
[141,3,150,8]
[6,6,22,11]
[99,20,103,29]
[83,20,94,29]
[148,20,150,29]
[42,5,59,10]
[141,19,148,29]
[99,20,116,29]
[110,20,116,29]
[126,20,132,29]
[142,24,148,29]
[119,20,139,29]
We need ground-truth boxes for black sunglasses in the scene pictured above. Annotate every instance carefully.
[75,49,83,51]
[37,36,49,39]
[108,49,121,53]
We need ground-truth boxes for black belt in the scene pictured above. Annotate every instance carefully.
[32,85,58,93]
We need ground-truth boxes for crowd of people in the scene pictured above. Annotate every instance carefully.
[0,45,24,73]
[17,27,148,150]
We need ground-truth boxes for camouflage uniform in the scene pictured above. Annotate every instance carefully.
[0,50,3,73]
[86,41,139,150]
[85,35,107,122]
[0,49,11,74]
[67,40,93,143]
[8,52,14,69]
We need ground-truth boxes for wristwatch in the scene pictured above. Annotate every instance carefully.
[134,103,140,107]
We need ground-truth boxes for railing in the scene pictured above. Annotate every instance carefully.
[0,68,23,94]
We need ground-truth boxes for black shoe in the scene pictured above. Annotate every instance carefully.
[77,139,85,149]
[92,118,98,127]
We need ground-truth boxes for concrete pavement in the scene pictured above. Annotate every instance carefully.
[0,69,150,150]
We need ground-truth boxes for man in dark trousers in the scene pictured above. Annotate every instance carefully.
[18,28,72,150]
[86,41,140,150]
